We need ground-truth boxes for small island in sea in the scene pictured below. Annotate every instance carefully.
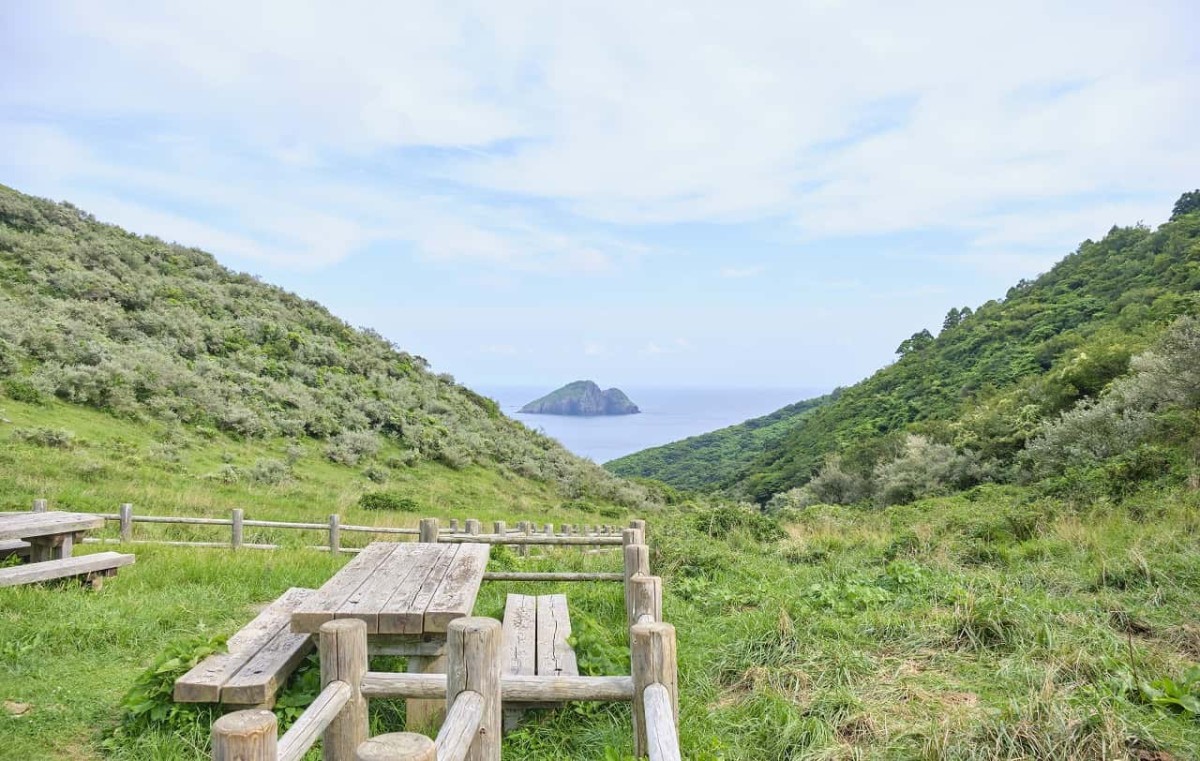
[519,380,641,416]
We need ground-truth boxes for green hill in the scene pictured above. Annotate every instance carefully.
[0,184,651,513]
[609,192,1200,503]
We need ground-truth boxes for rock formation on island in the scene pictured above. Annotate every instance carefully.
[519,381,641,416]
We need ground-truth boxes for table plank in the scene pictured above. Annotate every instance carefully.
[536,594,578,676]
[424,543,490,633]
[0,512,104,541]
[389,544,460,635]
[291,543,396,633]
[377,543,453,635]
[334,543,429,633]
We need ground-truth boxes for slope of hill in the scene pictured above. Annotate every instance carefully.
[0,185,650,511]
[610,194,1200,502]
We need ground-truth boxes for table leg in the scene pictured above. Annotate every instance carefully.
[29,538,54,564]
[55,533,75,560]
[406,653,447,731]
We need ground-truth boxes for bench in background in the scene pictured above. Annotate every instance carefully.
[501,592,580,730]
[0,551,134,589]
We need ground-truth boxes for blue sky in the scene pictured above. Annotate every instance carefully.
[2,1,1198,391]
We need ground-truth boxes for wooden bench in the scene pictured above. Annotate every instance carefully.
[175,587,316,709]
[0,551,134,589]
[0,539,30,562]
[501,593,580,730]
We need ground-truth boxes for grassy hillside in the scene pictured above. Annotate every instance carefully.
[0,184,650,512]
[610,194,1200,504]
[607,394,831,490]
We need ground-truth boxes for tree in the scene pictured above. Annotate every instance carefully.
[896,329,934,357]
[1172,190,1200,220]
[942,308,961,333]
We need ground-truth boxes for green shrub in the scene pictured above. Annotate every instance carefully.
[358,491,418,512]
[11,426,74,448]
[692,503,784,543]
[3,378,44,404]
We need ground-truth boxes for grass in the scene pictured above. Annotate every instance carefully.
[3,399,1200,758]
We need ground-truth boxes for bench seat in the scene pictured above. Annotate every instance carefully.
[501,593,579,729]
[174,587,315,708]
[0,551,133,588]
[0,539,31,561]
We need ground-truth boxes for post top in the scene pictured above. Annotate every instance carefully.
[319,617,368,635]
[356,732,435,760]
[447,615,502,635]
[213,708,277,733]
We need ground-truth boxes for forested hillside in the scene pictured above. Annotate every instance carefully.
[610,192,1200,504]
[0,185,649,510]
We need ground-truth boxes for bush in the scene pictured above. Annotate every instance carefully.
[874,435,986,506]
[358,491,418,512]
[324,430,380,466]
[248,458,292,486]
[805,455,872,506]
[2,378,44,404]
[11,426,74,448]
[692,503,785,543]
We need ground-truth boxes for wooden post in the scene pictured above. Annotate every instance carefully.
[520,521,531,558]
[212,708,278,760]
[563,523,573,538]
[629,574,663,628]
[419,518,439,544]
[624,543,650,629]
[320,619,368,761]
[465,518,481,536]
[493,521,506,547]
[329,514,341,555]
[543,523,553,538]
[356,733,436,760]
[631,621,678,759]
[622,528,642,547]
[232,508,244,550]
[32,498,47,513]
[119,503,133,543]
[449,518,460,534]
[446,617,501,761]
[630,519,647,544]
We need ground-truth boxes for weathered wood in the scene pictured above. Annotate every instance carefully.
[631,622,678,759]
[439,534,622,545]
[32,498,48,513]
[319,619,368,761]
[329,514,341,556]
[119,503,133,542]
[277,680,351,761]
[336,543,426,633]
[624,544,650,627]
[212,709,278,761]
[446,617,501,761]
[356,732,436,761]
[175,588,314,704]
[483,572,623,582]
[367,635,446,657]
[629,574,663,627]
[0,551,133,588]
[449,519,460,533]
[291,543,395,632]
[434,690,484,761]
[232,509,244,550]
[502,594,536,678]
[0,511,105,541]
[0,539,30,560]
[465,518,481,536]
[375,544,452,634]
[492,521,505,543]
[222,623,315,706]
[361,672,634,701]
[536,594,578,677]
[405,652,448,731]
[542,523,552,537]
[419,518,439,544]
[644,682,682,761]
[630,519,647,542]
[519,521,531,558]
[424,543,489,633]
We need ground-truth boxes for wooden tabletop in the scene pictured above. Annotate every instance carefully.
[291,542,490,636]
[0,511,105,542]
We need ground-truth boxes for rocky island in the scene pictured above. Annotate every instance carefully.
[519,380,641,416]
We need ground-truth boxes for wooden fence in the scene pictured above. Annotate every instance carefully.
[212,521,681,761]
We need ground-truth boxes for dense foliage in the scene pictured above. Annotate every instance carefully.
[0,185,650,508]
[612,192,1200,504]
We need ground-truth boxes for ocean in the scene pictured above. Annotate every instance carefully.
[476,386,827,464]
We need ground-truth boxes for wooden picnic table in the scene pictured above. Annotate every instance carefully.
[0,511,104,563]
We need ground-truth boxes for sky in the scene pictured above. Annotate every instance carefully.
[2,1,1198,391]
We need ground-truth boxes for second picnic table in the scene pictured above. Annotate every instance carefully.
[0,510,105,562]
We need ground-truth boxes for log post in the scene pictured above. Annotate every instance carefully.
[356,732,436,761]
[630,519,648,543]
[493,521,506,546]
[32,498,47,513]
[446,617,501,761]
[119,503,133,543]
[419,518,439,544]
[631,621,678,759]
[320,619,368,761]
[465,518,481,536]
[562,523,573,538]
[212,708,278,760]
[449,519,460,534]
[520,521,531,557]
[329,514,341,555]
[232,508,244,550]
[624,543,650,628]
[543,522,553,538]
[622,528,642,547]
[629,574,663,628]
